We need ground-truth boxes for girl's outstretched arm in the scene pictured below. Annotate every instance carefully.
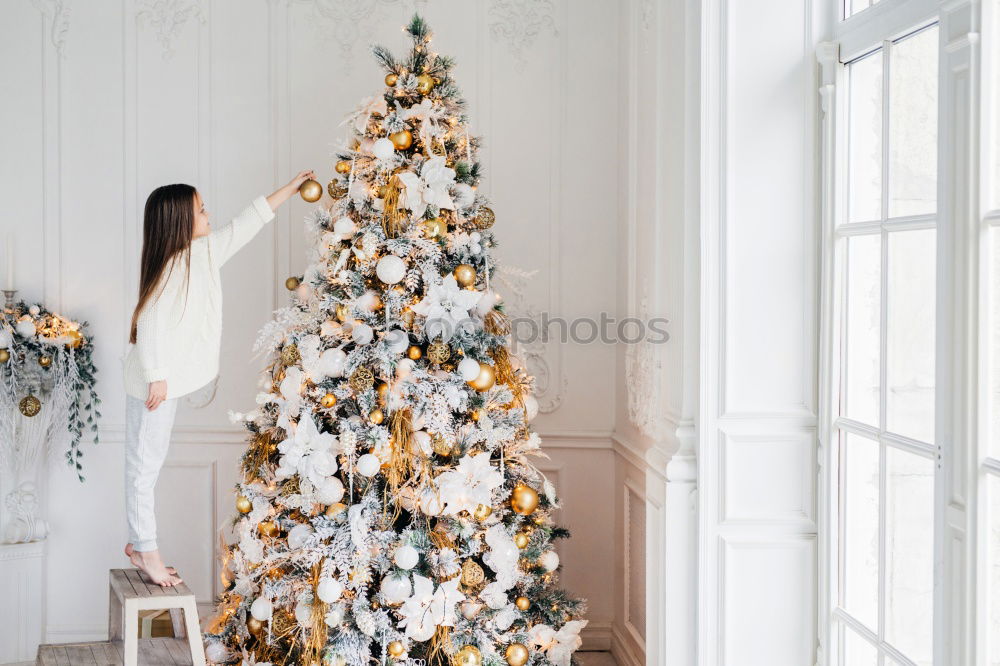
[266,170,315,211]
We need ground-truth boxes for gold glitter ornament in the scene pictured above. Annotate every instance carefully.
[427,341,450,364]
[406,345,422,360]
[453,264,476,288]
[19,395,41,417]
[422,217,447,238]
[0,349,9,363]
[514,596,530,611]
[320,393,337,408]
[416,74,435,95]
[472,207,495,230]
[335,160,352,174]
[460,560,485,587]
[389,130,413,150]
[385,73,398,86]
[387,640,405,658]
[38,355,52,367]
[369,408,385,425]
[280,343,300,366]
[328,180,348,199]
[257,521,279,538]
[473,504,492,521]
[285,276,301,291]
[349,366,375,392]
[236,496,252,514]
[514,532,529,549]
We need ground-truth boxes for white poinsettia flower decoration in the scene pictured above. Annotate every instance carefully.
[397,156,456,218]
[528,620,588,666]
[482,524,520,589]
[471,415,516,452]
[275,414,340,489]
[397,574,463,641]
[428,547,461,578]
[399,98,448,146]
[411,274,480,342]
[347,94,388,133]
[261,365,306,430]
[435,453,504,516]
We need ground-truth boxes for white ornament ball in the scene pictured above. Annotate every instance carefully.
[316,477,345,504]
[380,574,412,604]
[540,549,560,572]
[412,430,432,456]
[250,596,272,621]
[457,357,481,381]
[287,524,313,549]
[524,394,539,421]
[333,216,357,239]
[28,305,40,316]
[15,320,35,337]
[352,323,374,345]
[386,329,409,353]
[0,329,11,347]
[470,243,482,255]
[357,453,381,477]
[376,255,407,284]
[321,347,348,377]
[373,137,396,160]
[396,358,415,378]
[453,183,475,208]
[295,601,312,625]
[325,605,345,628]
[205,641,229,663]
[460,600,483,620]
[317,577,344,603]
[393,544,419,570]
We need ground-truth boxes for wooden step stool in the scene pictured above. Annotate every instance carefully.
[36,569,205,665]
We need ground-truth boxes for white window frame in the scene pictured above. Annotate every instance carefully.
[817,0,988,664]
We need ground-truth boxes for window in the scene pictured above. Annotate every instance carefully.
[845,0,884,20]
[826,22,940,666]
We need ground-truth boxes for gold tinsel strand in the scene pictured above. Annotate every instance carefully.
[241,431,275,482]
[387,409,415,492]
[427,624,453,666]
[488,346,524,409]
[484,309,510,336]
[305,561,328,664]
[381,173,407,238]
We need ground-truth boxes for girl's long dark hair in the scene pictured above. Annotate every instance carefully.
[129,184,196,344]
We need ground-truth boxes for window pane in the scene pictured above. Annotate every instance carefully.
[845,235,882,425]
[888,27,938,217]
[843,432,880,629]
[849,52,883,222]
[843,625,878,666]
[991,228,1000,460]
[989,474,1000,664]
[885,447,934,664]
[886,229,936,442]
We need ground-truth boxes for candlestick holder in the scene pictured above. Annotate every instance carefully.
[3,290,15,309]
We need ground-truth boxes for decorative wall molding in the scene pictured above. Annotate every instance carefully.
[488,0,557,66]
[625,292,668,440]
[284,0,403,66]
[136,0,206,60]
[30,0,70,55]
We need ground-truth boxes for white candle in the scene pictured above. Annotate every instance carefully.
[4,234,12,291]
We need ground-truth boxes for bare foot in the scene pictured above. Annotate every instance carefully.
[125,543,176,574]
[132,548,183,587]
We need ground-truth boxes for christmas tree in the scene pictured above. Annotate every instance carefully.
[206,16,586,666]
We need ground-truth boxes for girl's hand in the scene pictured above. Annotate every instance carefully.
[147,380,167,411]
[266,170,317,211]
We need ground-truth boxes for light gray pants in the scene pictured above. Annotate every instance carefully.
[124,393,178,552]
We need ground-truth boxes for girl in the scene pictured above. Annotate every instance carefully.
[123,170,315,586]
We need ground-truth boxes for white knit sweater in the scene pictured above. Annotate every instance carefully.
[123,196,275,400]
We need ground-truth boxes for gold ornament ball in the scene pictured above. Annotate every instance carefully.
[349,366,375,392]
[422,217,447,239]
[376,382,389,403]
[236,495,252,514]
[472,207,495,230]
[460,560,486,587]
[369,408,385,425]
[258,521,279,538]
[321,392,338,408]
[514,532,530,549]
[328,180,348,199]
[67,329,84,348]
[514,596,531,611]
[335,160,352,174]
[389,130,413,150]
[387,641,405,658]
[453,264,476,288]
[401,308,416,328]
[511,484,540,516]
[385,73,399,87]
[247,617,264,634]
[406,345,423,361]
[285,276,301,291]
[280,343,300,366]
[473,504,492,521]
[19,395,41,418]
[326,502,348,520]
[336,303,350,322]
[427,341,451,365]
[469,408,482,422]
[416,74,435,95]
[0,349,9,363]
[467,363,496,392]
[299,178,323,202]
[505,644,530,666]
[38,355,52,368]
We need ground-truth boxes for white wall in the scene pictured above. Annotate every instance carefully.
[0,0,618,653]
